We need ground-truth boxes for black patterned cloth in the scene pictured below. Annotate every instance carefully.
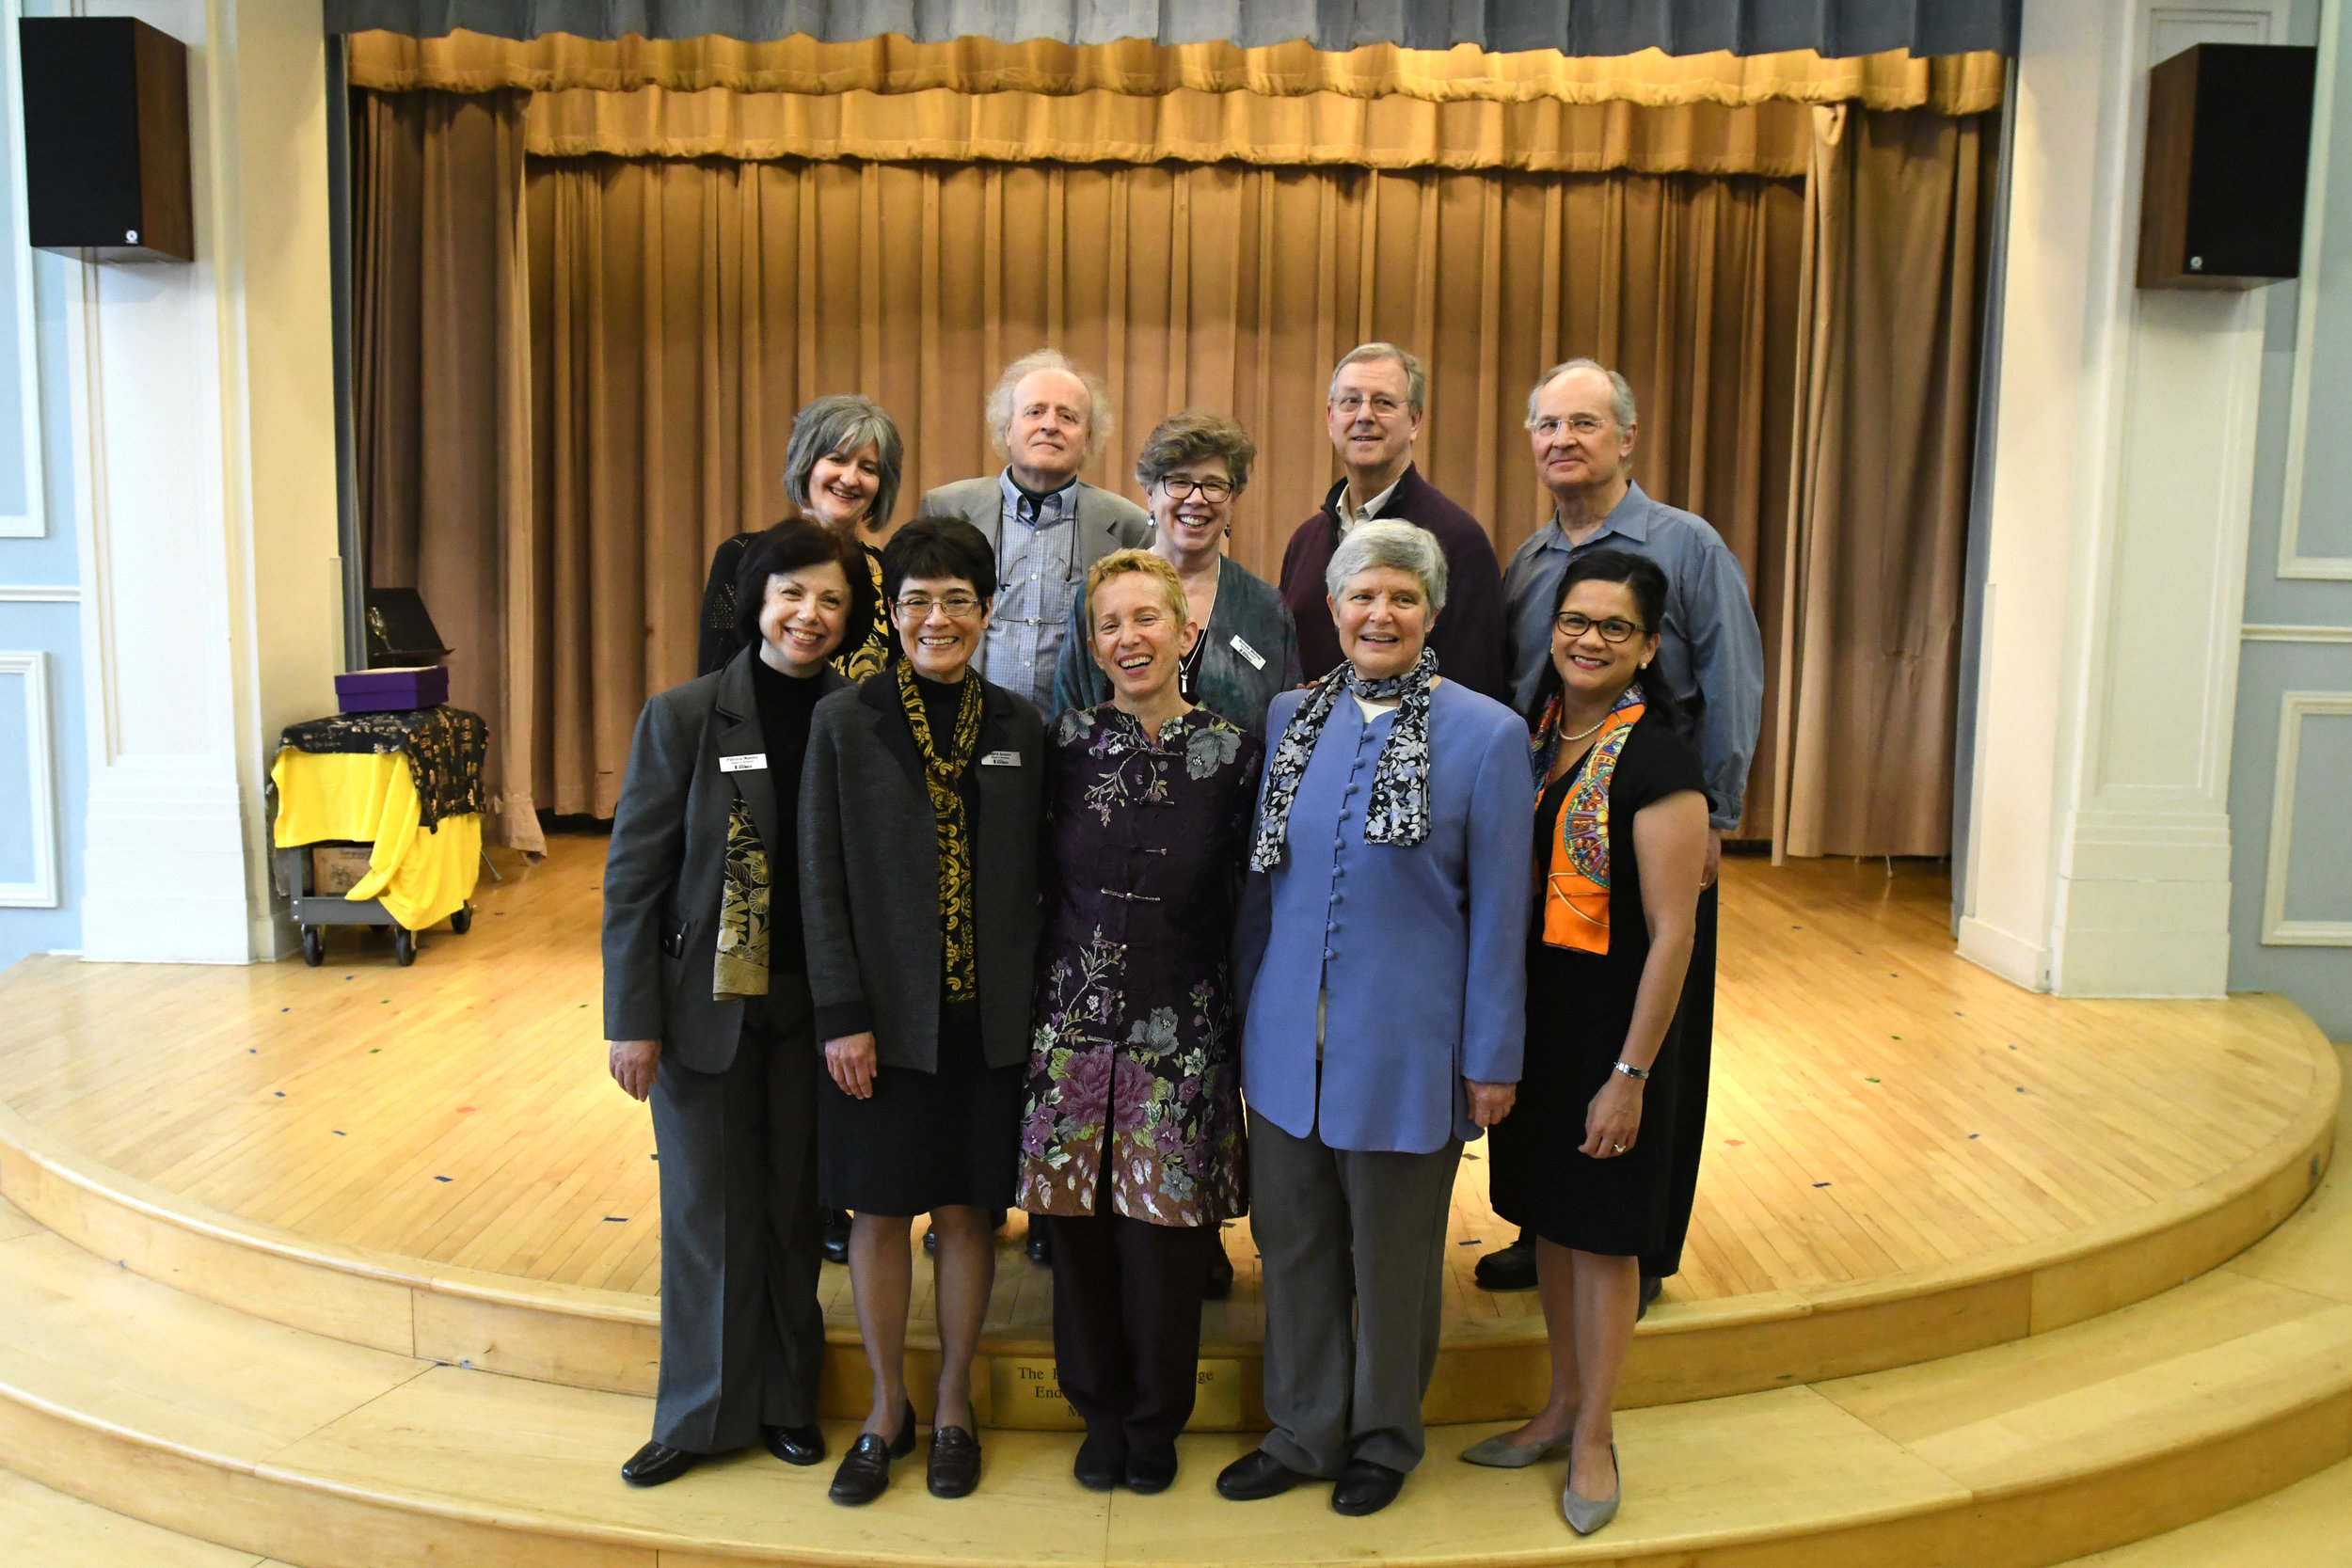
[278,706,488,831]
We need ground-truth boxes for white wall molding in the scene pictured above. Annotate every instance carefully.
[2259,689,2352,945]
[0,650,57,908]
[0,583,75,602]
[2243,622,2352,642]
[0,5,46,541]
[2280,0,2352,579]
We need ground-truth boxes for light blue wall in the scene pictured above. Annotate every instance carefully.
[0,65,87,973]
[2230,0,2352,1040]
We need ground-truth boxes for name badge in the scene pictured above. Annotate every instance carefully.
[719,753,768,773]
[1229,634,1266,671]
[980,751,1023,768]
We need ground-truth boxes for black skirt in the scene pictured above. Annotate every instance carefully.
[817,1015,1024,1215]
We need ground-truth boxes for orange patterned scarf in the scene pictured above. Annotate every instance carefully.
[1529,684,1646,955]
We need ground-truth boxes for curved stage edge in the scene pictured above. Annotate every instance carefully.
[0,998,2335,1430]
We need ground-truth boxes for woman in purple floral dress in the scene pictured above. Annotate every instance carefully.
[1019,549,1263,1496]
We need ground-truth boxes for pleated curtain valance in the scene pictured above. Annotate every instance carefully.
[322,0,2019,58]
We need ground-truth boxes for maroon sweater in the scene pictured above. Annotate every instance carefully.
[1276,465,1510,705]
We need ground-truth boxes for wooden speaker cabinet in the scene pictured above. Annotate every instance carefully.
[18,17,194,263]
[2137,42,2317,290]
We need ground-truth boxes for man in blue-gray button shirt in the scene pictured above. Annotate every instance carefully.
[1482,358,1764,1307]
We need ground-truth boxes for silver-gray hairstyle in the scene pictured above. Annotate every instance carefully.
[1325,518,1449,617]
[1328,341,1428,415]
[784,394,905,531]
[1526,358,1637,430]
[985,349,1114,464]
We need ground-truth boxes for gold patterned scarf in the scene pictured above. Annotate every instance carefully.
[896,659,987,1004]
[713,796,771,1000]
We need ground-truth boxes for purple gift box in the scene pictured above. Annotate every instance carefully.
[336,665,449,714]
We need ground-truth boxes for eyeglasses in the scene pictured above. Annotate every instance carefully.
[1553,611,1645,642]
[1158,475,1234,501]
[1528,416,1610,439]
[1331,393,1407,418]
[895,593,983,620]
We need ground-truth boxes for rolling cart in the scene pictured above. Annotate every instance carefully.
[270,840,472,967]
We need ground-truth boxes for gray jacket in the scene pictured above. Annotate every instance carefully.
[919,474,1149,566]
[799,673,1046,1072]
[602,651,850,1074]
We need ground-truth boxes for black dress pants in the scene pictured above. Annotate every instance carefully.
[648,975,826,1453]
[1642,880,1718,1279]
[1047,1209,1213,1459]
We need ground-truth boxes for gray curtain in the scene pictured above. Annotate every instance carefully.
[323,0,2018,56]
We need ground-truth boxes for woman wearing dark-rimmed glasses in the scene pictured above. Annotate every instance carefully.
[801,516,1047,1506]
[1467,548,1708,1540]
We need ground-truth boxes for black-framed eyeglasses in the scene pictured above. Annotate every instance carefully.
[1553,611,1645,643]
[1158,475,1234,501]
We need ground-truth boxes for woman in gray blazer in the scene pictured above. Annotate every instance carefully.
[801,515,1047,1506]
[601,519,875,1489]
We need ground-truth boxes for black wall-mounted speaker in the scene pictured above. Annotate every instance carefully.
[18,17,194,263]
[2137,43,2318,289]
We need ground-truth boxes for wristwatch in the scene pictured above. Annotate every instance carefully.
[1612,1060,1650,1082]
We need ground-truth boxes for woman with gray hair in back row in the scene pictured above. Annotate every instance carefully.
[1216,517,1533,1519]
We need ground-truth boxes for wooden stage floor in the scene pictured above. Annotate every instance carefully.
[0,832,2324,1354]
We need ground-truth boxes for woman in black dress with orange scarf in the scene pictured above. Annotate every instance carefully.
[1471,549,1708,1539]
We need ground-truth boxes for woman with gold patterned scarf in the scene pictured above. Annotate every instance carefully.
[801,515,1048,1507]
[601,518,874,1492]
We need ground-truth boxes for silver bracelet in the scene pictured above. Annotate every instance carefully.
[1613,1060,1649,1082]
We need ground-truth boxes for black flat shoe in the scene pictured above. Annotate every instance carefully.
[822,1209,850,1266]
[1125,1447,1178,1495]
[827,1404,917,1506]
[1203,1233,1235,1300]
[1073,1433,1124,1492]
[1473,1234,1537,1291]
[1026,1225,1054,1266]
[1331,1458,1405,1516]
[1638,1273,1663,1320]
[620,1440,699,1487]
[764,1423,826,1466]
[928,1424,983,1498]
[1216,1449,1309,1501]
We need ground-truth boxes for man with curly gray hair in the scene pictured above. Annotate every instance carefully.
[921,350,1149,714]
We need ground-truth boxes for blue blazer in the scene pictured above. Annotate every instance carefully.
[1232,678,1532,1154]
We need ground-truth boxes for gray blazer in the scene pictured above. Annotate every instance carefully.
[919,474,1150,568]
[800,673,1046,1072]
[602,650,850,1075]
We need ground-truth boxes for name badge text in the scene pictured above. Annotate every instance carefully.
[720,753,769,772]
[1229,634,1266,671]
[980,751,1023,768]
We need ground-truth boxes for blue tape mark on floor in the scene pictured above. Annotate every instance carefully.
[1813,1181,1832,1188]
[605,1216,628,1223]
[333,1131,345,1136]
[434,1175,452,1182]
[274,1091,285,1098]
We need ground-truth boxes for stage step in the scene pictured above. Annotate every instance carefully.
[3,1055,2351,1568]
[0,1465,276,1567]
[2058,1452,2352,1563]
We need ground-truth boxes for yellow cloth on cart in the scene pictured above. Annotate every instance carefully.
[270,748,482,931]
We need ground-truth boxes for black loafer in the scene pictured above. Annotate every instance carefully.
[1203,1235,1235,1301]
[1331,1458,1405,1516]
[1216,1448,1309,1501]
[928,1424,983,1498]
[1025,1225,1054,1266]
[1073,1433,1124,1492]
[822,1209,851,1266]
[827,1404,917,1506]
[620,1439,699,1487]
[1125,1447,1178,1495]
[1473,1234,1538,1291]
[764,1423,826,1466]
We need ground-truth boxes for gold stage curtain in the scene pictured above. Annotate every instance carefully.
[520,84,1810,172]
[345,30,2004,117]
[1772,106,1990,860]
[355,91,546,853]
[512,149,1798,819]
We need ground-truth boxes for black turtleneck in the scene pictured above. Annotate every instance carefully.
[749,653,825,972]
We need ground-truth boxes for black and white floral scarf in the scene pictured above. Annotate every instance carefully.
[1249,645,1438,872]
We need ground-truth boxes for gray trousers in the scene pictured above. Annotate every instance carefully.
[649,974,826,1452]
[1249,1108,1463,1477]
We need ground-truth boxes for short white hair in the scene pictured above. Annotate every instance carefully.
[1527,358,1637,430]
[986,349,1114,465]
[1328,341,1427,415]
[1325,518,1449,616]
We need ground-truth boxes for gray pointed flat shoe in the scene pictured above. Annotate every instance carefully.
[1459,1432,1573,1468]
[1562,1441,1620,1536]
